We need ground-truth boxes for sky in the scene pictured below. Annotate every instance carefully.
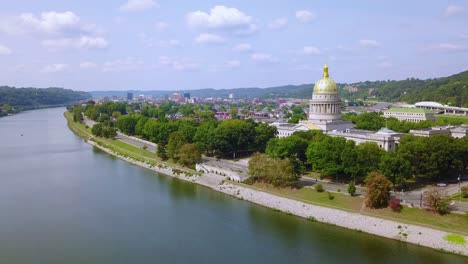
[0,0,467,91]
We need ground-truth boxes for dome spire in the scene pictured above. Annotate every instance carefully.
[323,64,329,78]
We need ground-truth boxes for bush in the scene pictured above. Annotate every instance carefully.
[315,184,324,192]
[348,181,356,196]
[389,197,402,212]
[462,186,468,198]
[327,192,335,200]
[423,188,450,215]
[435,198,451,215]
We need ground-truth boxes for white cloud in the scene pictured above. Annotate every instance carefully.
[42,36,109,49]
[444,5,465,16]
[458,33,468,40]
[155,21,168,31]
[358,39,381,48]
[377,61,393,68]
[157,39,180,47]
[424,43,468,53]
[10,11,84,35]
[102,58,144,72]
[269,18,288,30]
[251,53,276,62]
[233,43,251,52]
[159,56,198,71]
[0,45,12,55]
[302,46,321,55]
[187,5,257,35]
[225,60,241,68]
[195,33,225,44]
[120,0,158,12]
[80,62,98,69]
[296,10,316,23]
[42,63,68,73]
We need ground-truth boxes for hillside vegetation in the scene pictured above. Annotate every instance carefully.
[0,87,91,109]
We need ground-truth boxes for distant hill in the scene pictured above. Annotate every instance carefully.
[90,70,468,107]
[90,84,325,100]
[0,86,91,109]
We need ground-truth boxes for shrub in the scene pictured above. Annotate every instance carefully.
[348,181,356,196]
[462,186,468,198]
[423,188,450,215]
[315,184,324,192]
[389,197,402,212]
[327,192,335,200]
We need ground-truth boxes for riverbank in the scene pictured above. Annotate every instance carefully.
[64,112,468,257]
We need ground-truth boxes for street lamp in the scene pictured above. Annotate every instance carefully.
[459,172,461,203]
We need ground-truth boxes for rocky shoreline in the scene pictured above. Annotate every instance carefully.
[84,137,468,257]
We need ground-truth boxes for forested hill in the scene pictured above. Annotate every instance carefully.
[0,87,91,109]
[368,70,468,106]
[90,70,468,106]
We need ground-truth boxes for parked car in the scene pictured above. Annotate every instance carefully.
[436,183,447,187]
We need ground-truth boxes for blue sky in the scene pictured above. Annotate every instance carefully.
[0,0,467,91]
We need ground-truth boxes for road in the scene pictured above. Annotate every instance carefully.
[116,132,157,152]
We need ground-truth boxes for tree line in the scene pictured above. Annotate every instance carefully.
[70,102,278,168]
[260,130,467,189]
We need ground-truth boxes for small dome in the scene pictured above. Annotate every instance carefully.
[313,64,338,94]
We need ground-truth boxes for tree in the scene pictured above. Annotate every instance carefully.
[166,132,187,161]
[214,119,256,158]
[248,153,299,187]
[347,181,356,196]
[365,171,392,209]
[307,136,347,179]
[379,152,411,189]
[423,188,450,215]
[91,123,103,136]
[115,115,137,135]
[341,140,359,179]
[254,123,277,152]
[461,186,468,198]
[1,104,12,113]
[355,142,385,180]
[72,106,82,122]
[193,121,218,154]
[176,144,201,168]
[157,144,168,160]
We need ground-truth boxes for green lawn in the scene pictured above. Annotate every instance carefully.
[436,114,468,124]
[450,193,468,203]
[235,182,363,212]
[234,181,468,235]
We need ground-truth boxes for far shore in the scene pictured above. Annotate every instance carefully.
[65,112,468,257]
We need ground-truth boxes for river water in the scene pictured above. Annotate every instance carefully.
[0,108,466,263]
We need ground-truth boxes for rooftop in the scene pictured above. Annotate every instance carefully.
[385,107,433,113]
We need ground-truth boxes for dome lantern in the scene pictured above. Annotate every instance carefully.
[313,64,338,94]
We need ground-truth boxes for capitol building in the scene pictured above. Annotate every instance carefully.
[272,65,403,151]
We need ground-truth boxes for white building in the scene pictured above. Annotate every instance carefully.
[383,107,436,122]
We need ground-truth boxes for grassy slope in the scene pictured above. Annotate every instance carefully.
[235,182,468,235]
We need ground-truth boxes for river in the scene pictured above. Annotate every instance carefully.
[0,108,465,263]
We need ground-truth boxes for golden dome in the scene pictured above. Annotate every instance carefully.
[313,64,338,94]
